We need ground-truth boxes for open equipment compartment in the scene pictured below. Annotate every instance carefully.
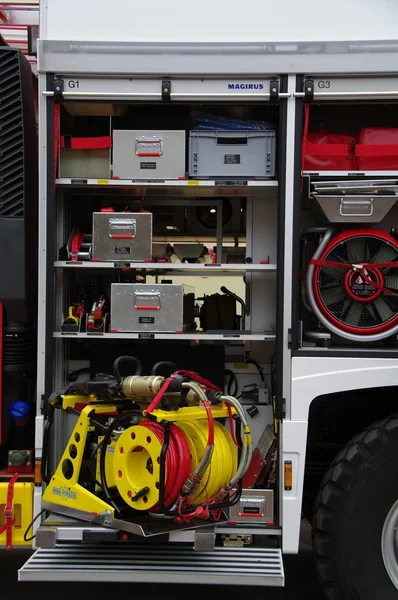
[33,77,285,580]
[295,77,398,352]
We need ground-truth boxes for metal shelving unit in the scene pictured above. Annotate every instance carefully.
[54,332,275,340]
[54,261,277,272]
[303,171,398,177]
[32,63,286,582]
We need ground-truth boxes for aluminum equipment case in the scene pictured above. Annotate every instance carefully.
[189,129,276,179]
[112,130,186,179]
[92,212,152,261]
[110,283,196,333]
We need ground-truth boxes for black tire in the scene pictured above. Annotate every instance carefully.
[313,415,398,600]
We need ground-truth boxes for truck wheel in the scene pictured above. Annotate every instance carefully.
[313,415,398,600]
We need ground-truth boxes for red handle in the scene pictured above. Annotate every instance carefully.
[135,306,160,310]
[137,152,161,157]
[111,235,133,239]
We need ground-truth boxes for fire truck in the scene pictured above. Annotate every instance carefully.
[2,1,398,599]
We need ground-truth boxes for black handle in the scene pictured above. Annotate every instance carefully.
[220,286,246,326]
[113,355,142,383]
[216,136,248,145]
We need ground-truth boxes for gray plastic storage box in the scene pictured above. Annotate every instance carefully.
[189,129,276,179]
[112,130,186,180]
[110,283,196,333]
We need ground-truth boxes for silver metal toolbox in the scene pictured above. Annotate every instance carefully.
[189,129,276,179]
[110,283,196,333]
[310,178,398,223]
[92,212,152,262]
[112,130,186,179]
[229,489,274,524]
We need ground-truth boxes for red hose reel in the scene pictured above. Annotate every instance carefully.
[309,228,398,338]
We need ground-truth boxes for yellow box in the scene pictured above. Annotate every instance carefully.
[0,482,34,547]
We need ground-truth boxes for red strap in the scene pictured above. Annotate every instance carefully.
[70,233,86,261]
[303,143,353,156]
[0,473,19,550]
[310,259,398,269]
[145,377,175,414]
[53,103,61,183]
[355,144,398,157]
[60,136,112,150]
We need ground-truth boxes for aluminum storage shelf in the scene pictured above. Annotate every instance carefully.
[54,261,277,272]
[34,514,282,546]
[19,544,284,586]
[55,178,278,197]
[303,170,398,177]
[53,332,276,341]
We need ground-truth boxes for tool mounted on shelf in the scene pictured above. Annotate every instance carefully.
[61,295,109,334]
[87,296,106,331]
[66,228,92,262]
[41,356,252,537]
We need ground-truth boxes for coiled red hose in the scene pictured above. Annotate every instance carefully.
[142,420,191,509]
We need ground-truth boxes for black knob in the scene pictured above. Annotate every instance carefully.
[247,405,259,418]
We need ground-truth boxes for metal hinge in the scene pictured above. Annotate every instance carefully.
[287,328,292,349]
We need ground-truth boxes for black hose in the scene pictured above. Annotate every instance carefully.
[99,410,141,513]
[89,439,104,489]
[24,509,45,542]
[41,403,56,484]
[151,361,177,376]
[113,356,142,384]
[246,358,265,383]
[224,369,238,397]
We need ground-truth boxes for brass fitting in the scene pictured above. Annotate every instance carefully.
[122,376,164,399]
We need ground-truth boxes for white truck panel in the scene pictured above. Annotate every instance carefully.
[291,357,398,421]
[41,0,398,43]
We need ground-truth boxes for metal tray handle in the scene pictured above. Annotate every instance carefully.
[339,197,374,217]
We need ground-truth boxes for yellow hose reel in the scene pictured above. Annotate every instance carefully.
[112,420,237,511]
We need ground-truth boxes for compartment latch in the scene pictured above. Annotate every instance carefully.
[304,78,314,101]
[270,79,279,100]
[162,79,171,102]
[53,77,64,101]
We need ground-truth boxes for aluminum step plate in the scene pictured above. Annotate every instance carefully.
[19,543,284,586]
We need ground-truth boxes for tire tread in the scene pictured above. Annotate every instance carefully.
[313,414,398,600]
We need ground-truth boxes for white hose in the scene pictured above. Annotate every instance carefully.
[221,395,253,488]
